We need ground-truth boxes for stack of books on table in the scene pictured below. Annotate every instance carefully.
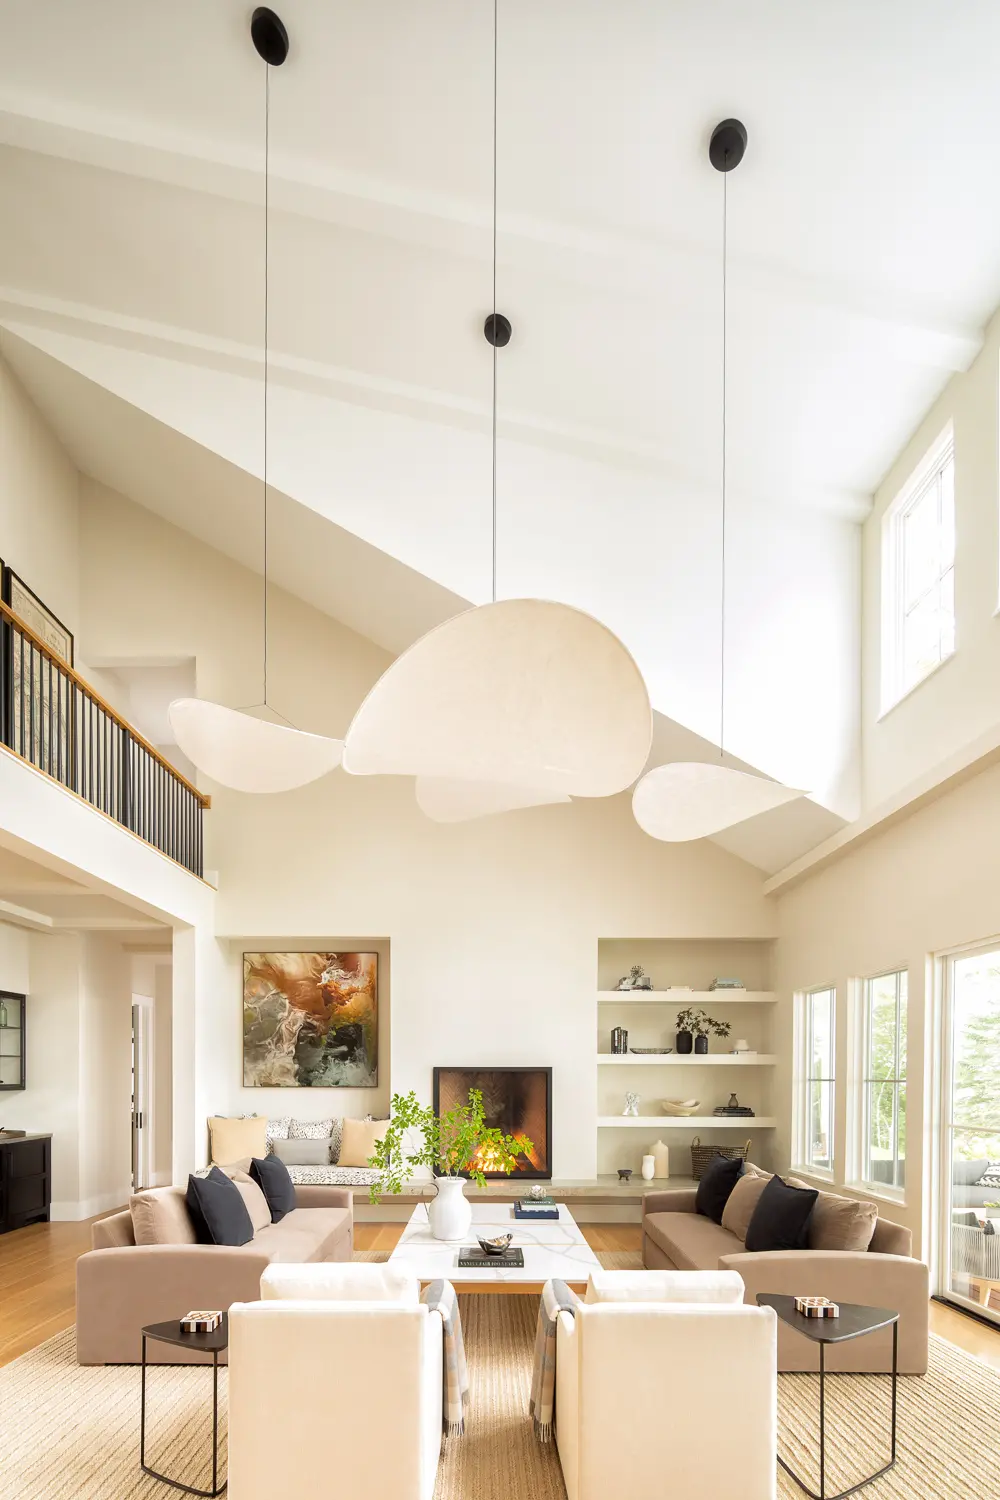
[513,1194,559,1221]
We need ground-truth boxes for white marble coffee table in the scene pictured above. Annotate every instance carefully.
[389,1202,601,1293]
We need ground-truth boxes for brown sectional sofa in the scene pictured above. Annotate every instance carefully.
[643,1187,928,1373]
[77,1183,353,1364]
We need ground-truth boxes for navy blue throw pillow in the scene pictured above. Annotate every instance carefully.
[695,1153,745,1224]
[249,1154,297,1223]
[186,1166,254,1246]
[744,1174,818,1252]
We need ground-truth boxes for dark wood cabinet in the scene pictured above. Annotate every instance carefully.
[0,991,25,1090]
[0,1133,51,1232]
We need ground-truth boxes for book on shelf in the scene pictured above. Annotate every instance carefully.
[713,1106,755,1117]
[458,1247,525,1269]
[709,978,746,990]
[518,1193,555,1205]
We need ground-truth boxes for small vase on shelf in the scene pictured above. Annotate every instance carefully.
[641,1154,655,1181]
[676,1030,693,1055]
[652,1140,670,1178]
[694,1035,709,1055]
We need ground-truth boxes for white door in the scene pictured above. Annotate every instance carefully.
[131,999,153,1191]
[939,946,1000,1324]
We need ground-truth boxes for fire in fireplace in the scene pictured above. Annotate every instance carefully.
[433,1067,552,1179]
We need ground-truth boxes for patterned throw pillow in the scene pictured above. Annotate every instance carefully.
[265,1117,291,1155]
[976,1162,1000,1189]
[288,1118,335,1139]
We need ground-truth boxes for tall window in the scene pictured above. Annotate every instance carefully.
[799,987,836,1174]
[860,970,907,1192]
[881,426,955,712]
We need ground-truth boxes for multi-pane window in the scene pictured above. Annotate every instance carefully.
[800,987,836,1174]
[882,427,955,711]
[861,970,907,1192]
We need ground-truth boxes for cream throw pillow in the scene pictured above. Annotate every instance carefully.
[209,1116,267,1166]
[787,1181,879,1251]
[720,1172,772,1242]
[338,1117,386,1168]
[130,1187,197,1246]
[230,1171,272,1234]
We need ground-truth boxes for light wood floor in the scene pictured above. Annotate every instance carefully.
[2,1215,999,1373]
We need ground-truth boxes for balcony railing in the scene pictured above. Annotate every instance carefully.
[0,599,209,877]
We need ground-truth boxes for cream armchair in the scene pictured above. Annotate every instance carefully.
[555,1271,777,1500]
[228,1264,443,1500]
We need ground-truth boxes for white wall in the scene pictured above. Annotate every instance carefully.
[79,484,777,1179]
[774,754,1000,1261]
[862,307,1000,811]
[77,934,133,1215]
[0,921,29,994]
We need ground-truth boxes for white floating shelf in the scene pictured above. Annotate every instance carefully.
[596,1054,776,1066]
[598,1116,776,1129]
[598,990,775,1004]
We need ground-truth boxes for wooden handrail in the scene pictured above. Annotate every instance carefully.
[0,597,211,809]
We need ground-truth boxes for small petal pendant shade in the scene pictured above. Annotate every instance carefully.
[342,599,652,797]
[169,698,343,794]
[632,762,804,843]
[416,777,571,823]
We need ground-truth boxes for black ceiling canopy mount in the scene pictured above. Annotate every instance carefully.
[709,118,747,172]
[251,7,289,66]
[484,312,512,348]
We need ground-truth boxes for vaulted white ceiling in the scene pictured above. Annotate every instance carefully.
[2,0,999,869]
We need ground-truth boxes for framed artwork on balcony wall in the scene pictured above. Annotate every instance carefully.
[243,951,378,1088]
[2,567,74,666]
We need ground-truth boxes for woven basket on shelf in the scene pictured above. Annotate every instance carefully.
[689,1136,751,1180]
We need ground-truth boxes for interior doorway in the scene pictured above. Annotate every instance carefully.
[938,945,1000,1325]
[131,997,153,1191]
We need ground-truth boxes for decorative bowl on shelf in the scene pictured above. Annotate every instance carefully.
[660,1099,701,1117]
[477,1233,513,1257]
[629,1046,673,1054]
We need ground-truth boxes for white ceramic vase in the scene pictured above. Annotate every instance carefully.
[641,1154,656,1181]
[428,1176,472,1242]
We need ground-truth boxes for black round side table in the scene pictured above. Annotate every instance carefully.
[140,1315,229,1497]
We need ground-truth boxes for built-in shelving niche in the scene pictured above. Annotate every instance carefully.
[596,938,776,1175]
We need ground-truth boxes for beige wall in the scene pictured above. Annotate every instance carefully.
[774,756,1000,1262]
[0,355,79,634]
[79,482,777,1179]
[862,307,1000,810]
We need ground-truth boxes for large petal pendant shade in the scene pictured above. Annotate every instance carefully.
[169,698,343,793]
[416,777,571,823]
[343,599,653,796]
[632,762,805,843]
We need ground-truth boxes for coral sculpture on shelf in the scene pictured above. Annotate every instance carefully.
[615,964,653,991]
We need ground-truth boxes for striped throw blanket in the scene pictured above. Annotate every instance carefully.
[529,1278,579,1442]
[422,1279,469,1436]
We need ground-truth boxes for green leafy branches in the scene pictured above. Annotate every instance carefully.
[367,1088,532,1203]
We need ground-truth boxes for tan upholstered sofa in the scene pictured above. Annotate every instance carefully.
[643,1186,928,1374]
[76,1182,353,1364]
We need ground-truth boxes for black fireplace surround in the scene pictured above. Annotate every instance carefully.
[433,1066,552,1179]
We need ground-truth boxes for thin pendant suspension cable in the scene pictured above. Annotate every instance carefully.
[263,62,270,708]
[720,162,727,761]
[491,0,498,605]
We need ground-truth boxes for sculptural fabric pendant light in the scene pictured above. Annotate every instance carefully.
[342,0,652,816]
[632,120,803,843]
[169,10,343,794]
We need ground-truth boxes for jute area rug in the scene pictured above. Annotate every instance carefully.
[1,1250,997,1499]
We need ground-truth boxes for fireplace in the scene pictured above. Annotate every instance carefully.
[433,1067,552,1179]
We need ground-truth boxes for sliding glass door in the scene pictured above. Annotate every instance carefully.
[940,948,1000,1322]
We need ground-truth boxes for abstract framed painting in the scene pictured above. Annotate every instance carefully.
[243,951,378,1088]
